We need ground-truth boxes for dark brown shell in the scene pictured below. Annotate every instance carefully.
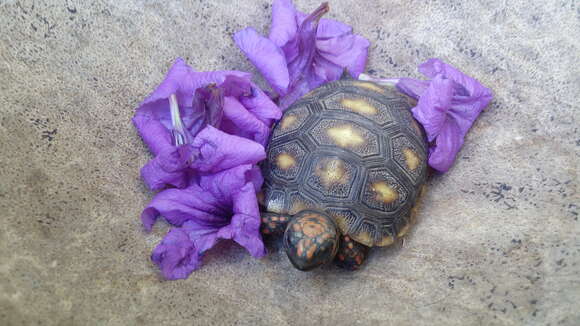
[262,80,428,247]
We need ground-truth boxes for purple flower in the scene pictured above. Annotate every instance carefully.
[133,58,281,279]
[133,58,281,190]
[234,0,370,109]
[360,59,493,173]
[145,164,264,280]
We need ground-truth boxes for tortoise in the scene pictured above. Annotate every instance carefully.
[259,74,428,271]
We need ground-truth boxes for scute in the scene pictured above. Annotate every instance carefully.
[268,140,307,181]
[323,92,396,126]
[362,169,408,213]
[391,135,426,185]
[271,105,311,139]
[310,119,381,158]
[262,80,428,247]
[306,156,359,199]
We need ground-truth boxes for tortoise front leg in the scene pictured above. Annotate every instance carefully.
[334,235,370,270]
[260,212,292,236]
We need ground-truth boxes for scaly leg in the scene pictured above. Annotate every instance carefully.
[260,213,292,236]
[334,234,370,270]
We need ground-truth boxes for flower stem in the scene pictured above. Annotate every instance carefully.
[169,94,189,146]
[358,73,399,86]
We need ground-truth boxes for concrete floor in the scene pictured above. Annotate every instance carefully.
[0,1,578,325]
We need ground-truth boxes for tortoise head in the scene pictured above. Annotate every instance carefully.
[283,210,340,271]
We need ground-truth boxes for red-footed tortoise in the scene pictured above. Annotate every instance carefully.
[259,74,428,271]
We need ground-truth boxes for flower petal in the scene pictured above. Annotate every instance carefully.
[190,126,266,173]
[296,11,353,39]
[198,164,258,203]
[419,58,493,103]
[140,145,197,191]
[198,165,264,256]
[428,118,464,172]
[139,59,250,121]
[192,84,225,131]
[286,3,328,86]
[407,59,493,172]
[221,96,271,146]
[269,0,298,48]
[152,180,264,281]
[312,54,344,83]
[316,34,370,78]
[220,75,252,98]
[132,113,173,156]
[151,225,201,280]
[134,58,252,154]
[280,3,330,109]
[247,165,264,192]
[139,58,196,110]
[218,183,265,258]
[234,27,290,95]
[411,75,454,142]
[140,184,228,232]
[181,219,223,254]
[395,78,431,100]
[239,84,283,127]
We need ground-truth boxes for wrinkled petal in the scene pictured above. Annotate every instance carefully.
[219,183,265,257]
[139,58,197,111]
[428,118,464,173]
[448,97,490,136]
[222,76,282,127]
[221,75,252,98]
[199,164,258,203]
[420,59,480,95]
[269,0,298,48]
[151,226,201,280]
[222,96,271,146]
[139,58,249,122]
[192,84,225,131]
[234,28,290,95]
[411,75,454,142]
[190,126,266,173]
[140,145,197,191]
[286,3,328,86]
[132,113,173,156]
[312,54,344,83]
[316,34,369,78]
[141,184,227,231]
[247,165,264,192]
[419,59,493,110]
[296,11,353,38]
[395,78,431,99]
[186,220,220,254]
[279,3,329,109]
[240,84,283,126]
[278,72,324,109]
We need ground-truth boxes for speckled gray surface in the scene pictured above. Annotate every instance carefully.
[0,1,578,325]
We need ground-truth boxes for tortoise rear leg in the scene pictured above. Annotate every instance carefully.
[260,212,292,236]
[334,235,370,270]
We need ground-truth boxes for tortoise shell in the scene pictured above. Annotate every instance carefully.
[261,79,428,247]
